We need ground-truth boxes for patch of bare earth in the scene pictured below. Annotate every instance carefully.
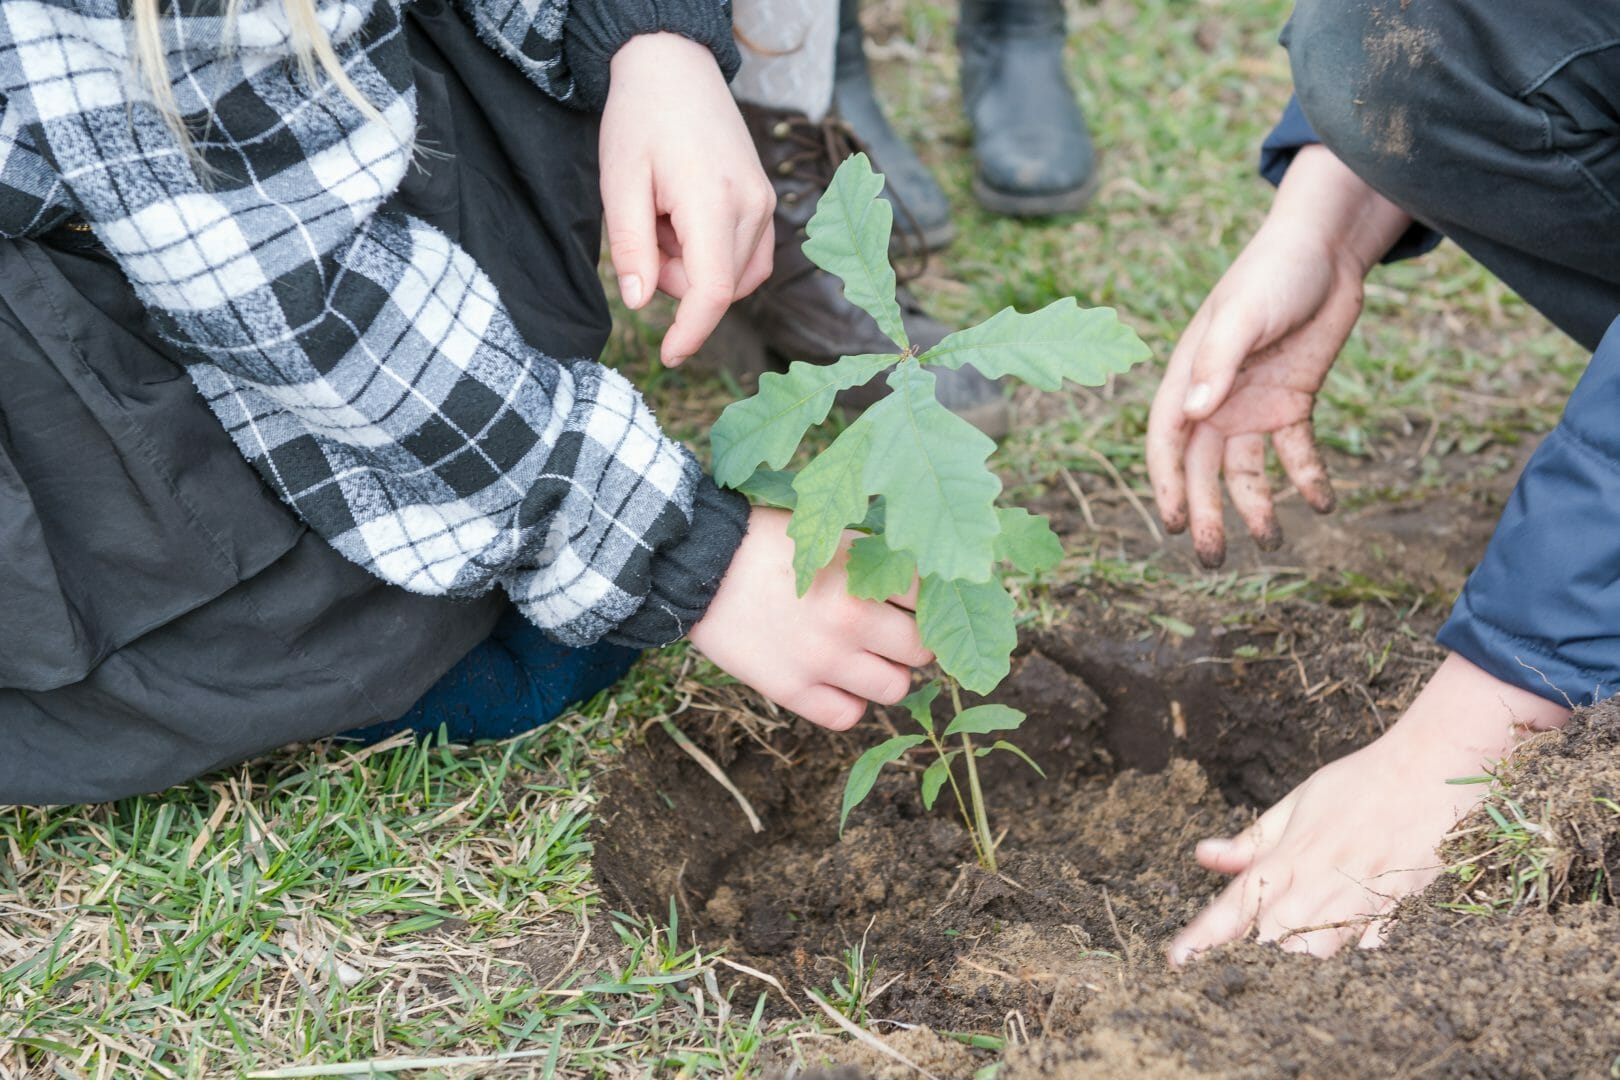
[589,445,1620,1077]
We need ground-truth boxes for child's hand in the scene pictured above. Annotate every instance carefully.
[1146,146,1413,567]
[688,508,933,732]
[1169,653,1569,964]
[600,33,776,368]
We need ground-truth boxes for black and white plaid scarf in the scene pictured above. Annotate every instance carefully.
[0,0,747,649]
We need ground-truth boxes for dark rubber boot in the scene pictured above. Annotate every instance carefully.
[959,0,1098,216]
[699,104,1009,439]
[833,0,955,252]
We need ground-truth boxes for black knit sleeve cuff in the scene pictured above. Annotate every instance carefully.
[604,475,750,650]
[563,0,741,111]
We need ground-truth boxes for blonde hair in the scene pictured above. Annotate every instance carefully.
[131,0,383,161]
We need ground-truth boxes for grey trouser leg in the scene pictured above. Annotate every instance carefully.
[1287,0,1620,349]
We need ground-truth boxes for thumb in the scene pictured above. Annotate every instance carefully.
[1180,310,1263,420]
[1195,787,1297,875]
[601,163,659,311]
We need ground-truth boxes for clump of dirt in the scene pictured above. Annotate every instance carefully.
[1004,902,1620,1078]
[780,1026,979,1080]
[1437,701,1620,912]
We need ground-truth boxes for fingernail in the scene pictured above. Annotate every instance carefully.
[665,353,687,368]
[1184,383,1212,413]
[1168,943,1191,967]
[619,274,643,308]
[1196,838,1229,857]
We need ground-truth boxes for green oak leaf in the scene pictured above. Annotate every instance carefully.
[943,703,1026,738]
[802,154,907,351]
[994,507,1063,573]
[975,740,1047,778]
[859,495,887,533]
[788,424,872,594]
[899,681,941,737]
[920,751,960,811]
[919,299,1150,390]
[861,363,1002,583]
[917,575,1017,694]
[840,734,925,835]
[735,468,798,509]
[846,535,917,601]
[710,353,896,488]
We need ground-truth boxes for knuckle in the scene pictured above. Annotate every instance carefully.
[831,597,867,634]
[873,669,911,706]
[693,278,736,304]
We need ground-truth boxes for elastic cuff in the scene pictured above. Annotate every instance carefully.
[604,476,750,649]
[1436,595,1606,709]
[563,0,741,110]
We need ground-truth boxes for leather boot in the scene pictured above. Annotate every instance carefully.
[959,0,1097,216]
[701,103,1009,438]
[832,0,955,252]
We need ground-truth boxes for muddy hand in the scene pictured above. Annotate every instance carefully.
[1147,145,1414,568]
[1168,654,1570,963]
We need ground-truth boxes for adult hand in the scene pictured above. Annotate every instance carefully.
[600,33,775,367]
[1147,146,1413,567]
[1169,653,1569,963]
[689,508,933,731]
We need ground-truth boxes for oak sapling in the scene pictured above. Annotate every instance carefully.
[709,154,1150,872]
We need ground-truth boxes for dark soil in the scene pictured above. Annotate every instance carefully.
[589,447,1620,1078]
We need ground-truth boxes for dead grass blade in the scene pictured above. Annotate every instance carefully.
[659,717,763,833]
[805,989,939,1080]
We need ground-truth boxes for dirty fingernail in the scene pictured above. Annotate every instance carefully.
[664,353,687,368]
[619,274,644,308]
[1195,535,1227,569]
[1184,383,1213,413]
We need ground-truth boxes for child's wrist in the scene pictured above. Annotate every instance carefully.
[1384,652,1572,775]
[1268,145,1413,278]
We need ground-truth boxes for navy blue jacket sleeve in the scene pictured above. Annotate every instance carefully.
[1437,316,1620,706]
[1259,95,1441,264]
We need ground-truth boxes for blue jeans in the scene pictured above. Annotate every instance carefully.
[340,606,642,744]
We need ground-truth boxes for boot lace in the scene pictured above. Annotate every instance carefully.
[771,113,931,284]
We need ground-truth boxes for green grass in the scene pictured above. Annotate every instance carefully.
[1,0,1587,1075]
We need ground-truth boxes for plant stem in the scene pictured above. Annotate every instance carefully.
[935,735,985,868]
[949,680,998,874]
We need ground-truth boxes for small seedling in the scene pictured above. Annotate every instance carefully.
[710,154,1149,872]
